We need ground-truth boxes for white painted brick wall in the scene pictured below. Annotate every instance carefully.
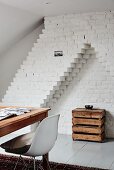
[45,11,114,137]
[49,57,114,137]
[2,11,114,137]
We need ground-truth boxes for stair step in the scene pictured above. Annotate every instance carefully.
[53,85,59,91]
[62,81,70,86]
[56,81,62,86]
[77,53,83,58]
[80,58,87,63]
[85,49,95,54]
[73,68,80,73]
[66,77,73,81]
[84,43,91,49]
[59,89,64,95]
[83,54,90,59]
[53,93,61,98]
[51,98,57,103]
[67,68,73,72]
[75,63,82,68]
[60,85,67,90]
[60,76,65,81]
[64,72,70,77]
[81,49,86,54]
[49,90,54,96]
[71,63,76,68]
[72,72,77,77]
[73,58,80,63]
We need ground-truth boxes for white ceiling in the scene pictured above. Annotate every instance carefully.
[0,0,114,56]
[0,0,114,16]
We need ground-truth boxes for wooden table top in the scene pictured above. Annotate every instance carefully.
[0,106,50,137]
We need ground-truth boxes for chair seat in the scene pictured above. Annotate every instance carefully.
[0,131,35,154]
[0,114,60,170]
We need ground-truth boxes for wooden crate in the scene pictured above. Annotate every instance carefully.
[72,108,105,142]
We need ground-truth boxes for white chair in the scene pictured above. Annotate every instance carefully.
[0,114,60,170]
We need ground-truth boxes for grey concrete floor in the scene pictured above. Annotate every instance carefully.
[0,133,114,169]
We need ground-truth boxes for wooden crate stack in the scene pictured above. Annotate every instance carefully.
[72,108,105,142]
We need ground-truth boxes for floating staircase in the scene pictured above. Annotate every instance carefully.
[41,43,96,108]
[2,17,96,107]
[2,41,95,107]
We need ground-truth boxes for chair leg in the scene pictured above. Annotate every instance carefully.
[13,155,21,170]
[33,157,36,170]
[38,164,44,170]
[25,157,37,170]
[23,157,33,170]
[21,156,28,170]
[42,155,51,170]
[13,155,28,170]
[25,158,31,170]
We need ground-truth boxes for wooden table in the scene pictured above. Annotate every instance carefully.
[0,106,51,169]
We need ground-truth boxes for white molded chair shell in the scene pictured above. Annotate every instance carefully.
[0,114,60,170]
[25,114,60,157]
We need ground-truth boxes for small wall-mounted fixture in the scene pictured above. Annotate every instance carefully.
[54,51,63,57]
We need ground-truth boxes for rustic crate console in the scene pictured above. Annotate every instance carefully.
[72,108,105,142]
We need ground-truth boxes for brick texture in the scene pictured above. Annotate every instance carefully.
[2,11,114,137]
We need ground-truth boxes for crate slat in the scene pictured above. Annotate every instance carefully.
[72,133,105,142]
[72,125,104,134]
[72,108,105,118]
[72,117,105,126]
